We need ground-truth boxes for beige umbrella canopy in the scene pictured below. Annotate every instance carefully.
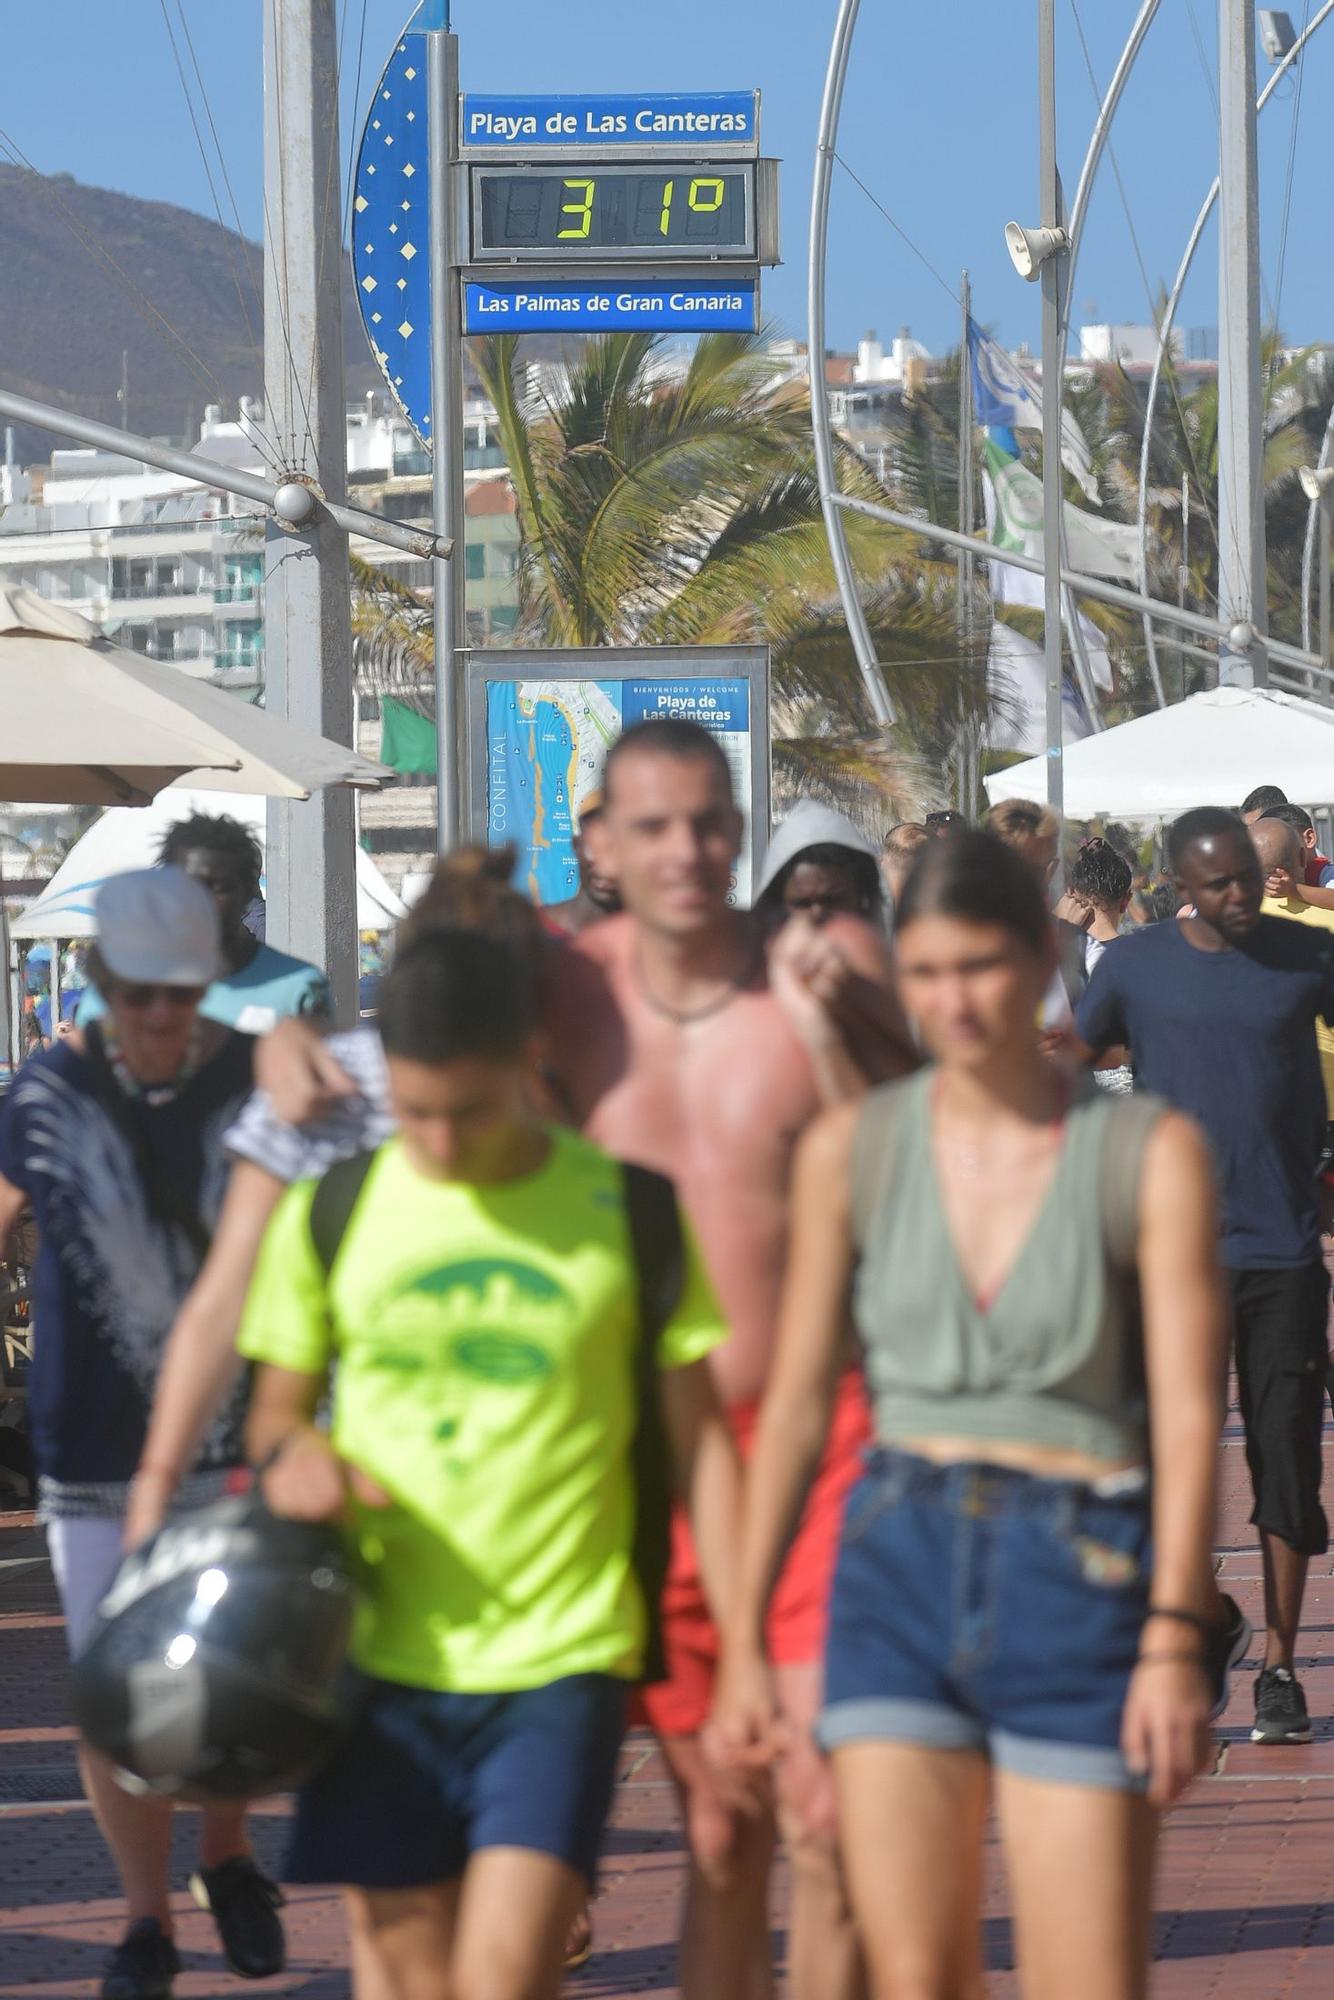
[0,588,387,806]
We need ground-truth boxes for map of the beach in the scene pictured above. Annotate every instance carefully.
[486,680,621,905]
[486,673,754,906]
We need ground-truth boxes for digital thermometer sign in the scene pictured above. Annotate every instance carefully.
[469,162,771,264]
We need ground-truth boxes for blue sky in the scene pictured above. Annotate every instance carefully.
[3,1,1331,366]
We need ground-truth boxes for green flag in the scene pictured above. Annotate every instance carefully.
[380,696,437,775]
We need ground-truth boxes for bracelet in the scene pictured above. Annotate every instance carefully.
[1145,1605,1215,1634]
[1136,1649,1206,1668]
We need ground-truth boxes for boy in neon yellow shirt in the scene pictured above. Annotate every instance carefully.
[240,928,741,2000]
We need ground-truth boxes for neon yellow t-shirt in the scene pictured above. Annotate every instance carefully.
[237,1128,725,1693]
[1262,894,1334,1114]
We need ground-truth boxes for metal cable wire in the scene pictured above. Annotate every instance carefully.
[171,3,268,347]
[155,0,283,473]
[0,124,245,419]
[1271,0,1314,341]
[831,153,961,307]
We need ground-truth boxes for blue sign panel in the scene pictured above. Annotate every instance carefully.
[621,679,750,733]
[464,279,758,334]
[352,20,434,445]
[462,92,758,150]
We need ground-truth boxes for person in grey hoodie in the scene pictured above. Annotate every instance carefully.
[753,800,886,933]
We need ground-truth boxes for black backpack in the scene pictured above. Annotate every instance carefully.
[307,1151,683,1683]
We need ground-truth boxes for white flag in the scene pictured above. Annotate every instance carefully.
[984,436,1140,582]
[982,465,1115,694]
[986,621,1093,755]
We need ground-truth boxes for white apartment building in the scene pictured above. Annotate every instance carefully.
[0,392,512,690]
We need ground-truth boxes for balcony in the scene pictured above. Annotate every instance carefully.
[214,583,260,605]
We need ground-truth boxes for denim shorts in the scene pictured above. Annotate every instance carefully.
[288,1671,628,1888]
[819,1449,1151,1790]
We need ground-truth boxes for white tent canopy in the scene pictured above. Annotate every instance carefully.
[983,686,1334,820]
[10,789,407,940]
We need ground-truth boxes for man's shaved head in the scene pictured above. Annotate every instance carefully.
[1251,814,1302,882]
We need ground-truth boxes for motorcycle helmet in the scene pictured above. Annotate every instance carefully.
[70,1491,359,1802]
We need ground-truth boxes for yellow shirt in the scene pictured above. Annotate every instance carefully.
[1262,894,1334,1113]
[239,1129,725,1692]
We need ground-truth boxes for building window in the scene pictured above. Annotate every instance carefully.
[464,542,486,581]
[489,605,518,635]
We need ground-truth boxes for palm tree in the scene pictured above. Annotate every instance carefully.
[355,328,981,821]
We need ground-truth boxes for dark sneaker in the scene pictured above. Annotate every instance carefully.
[101,1918,180,2000]
[1204,1593,1253,1720]
[188,1858,286,1979]
[1251,1665,1313,1744]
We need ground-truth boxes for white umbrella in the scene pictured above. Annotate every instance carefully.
[0,587,388,805]
[10,789,408,939]
[983,686,1334,820]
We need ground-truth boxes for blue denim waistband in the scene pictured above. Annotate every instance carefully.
[862,1446,1149,1530]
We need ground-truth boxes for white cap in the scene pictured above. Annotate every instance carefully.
[95,866,221,987]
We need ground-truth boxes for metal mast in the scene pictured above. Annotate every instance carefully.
[1038,0,1066,813]
[808,0,894,728]
[262,0,358,1016]
[426,5,466,848]
[1216,0,1267,686]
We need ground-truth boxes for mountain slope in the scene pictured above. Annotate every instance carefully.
[0,164,382,461]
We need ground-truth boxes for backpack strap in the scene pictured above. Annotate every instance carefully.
[849,1080,915,1254]
[622,1162,685,1687]
[308,1150,378,1276]
[1098,1095,1165,1271]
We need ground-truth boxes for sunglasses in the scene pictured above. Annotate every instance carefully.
[114,982,206,1010]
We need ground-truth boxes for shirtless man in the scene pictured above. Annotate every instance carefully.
[128,722,908,1999]
[557,721,908,1999]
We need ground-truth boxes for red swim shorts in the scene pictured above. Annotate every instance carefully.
[638,1367,872,1739]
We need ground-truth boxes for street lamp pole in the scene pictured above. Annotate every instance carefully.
[1038,0,1067,815]
[1216,0,1268,688]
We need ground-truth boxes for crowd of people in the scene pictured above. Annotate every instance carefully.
[0,737,1330,2000]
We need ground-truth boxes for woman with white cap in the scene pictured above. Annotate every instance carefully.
[0,867,284,2000]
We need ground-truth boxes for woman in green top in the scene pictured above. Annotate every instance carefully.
[712,832,1228,1999]
[241,928,745,2000]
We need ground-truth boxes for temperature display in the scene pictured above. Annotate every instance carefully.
[471,164,754,262]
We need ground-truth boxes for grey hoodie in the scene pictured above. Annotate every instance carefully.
[753,799,882,905]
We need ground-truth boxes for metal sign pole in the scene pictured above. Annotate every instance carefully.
[1217,0,1267,687]
[1038,0,1066,817]
[427,14,465,850]
[262,0,358,1019]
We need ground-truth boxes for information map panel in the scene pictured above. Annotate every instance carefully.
[465,647,770,911]
[471,163,754,262]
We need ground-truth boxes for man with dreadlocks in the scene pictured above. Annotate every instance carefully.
[80,813,332,1036]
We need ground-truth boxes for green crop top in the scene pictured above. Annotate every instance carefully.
[850,1069,1167,1465]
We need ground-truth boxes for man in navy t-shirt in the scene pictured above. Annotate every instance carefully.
[1076,806,1334,1748]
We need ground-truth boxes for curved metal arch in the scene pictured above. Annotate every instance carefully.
[808,0,893,726]
[809,0,1164,736]
[1136,0,1334,697]
[1302,396,1334,652]
[1053,0,1163,724]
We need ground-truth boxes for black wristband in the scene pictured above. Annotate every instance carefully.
[1145,1604,1215,1634]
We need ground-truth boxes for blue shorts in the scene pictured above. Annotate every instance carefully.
[288,1672,628,1889]
[819,1449,1150,1790]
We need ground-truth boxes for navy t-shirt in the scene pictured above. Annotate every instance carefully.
[1076,916,1334,1270]
[0,1029,255,1515]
